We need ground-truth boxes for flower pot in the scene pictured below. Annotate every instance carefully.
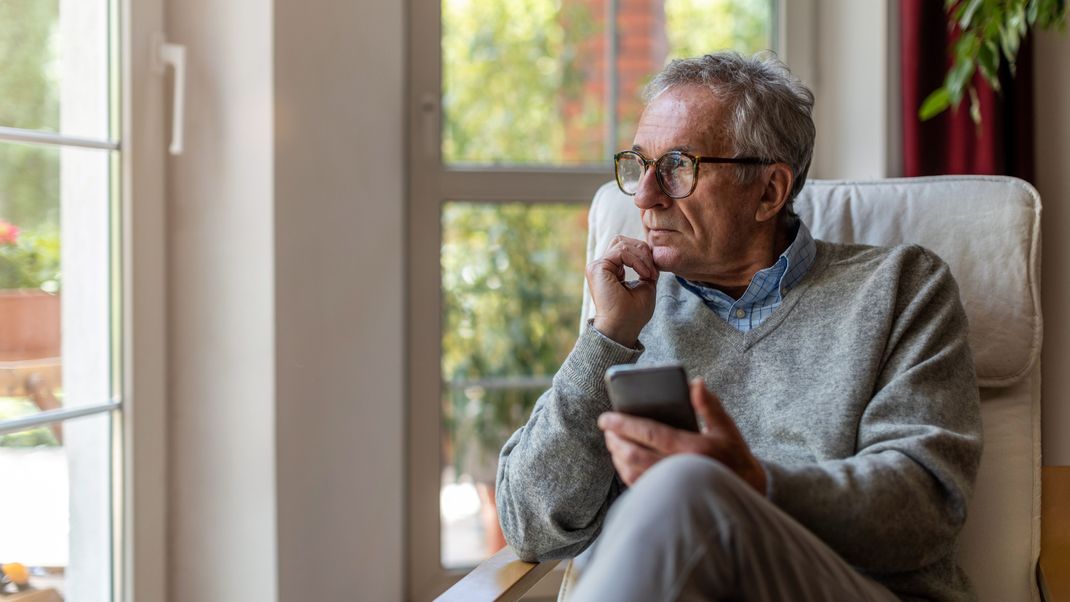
[0,289,60,361]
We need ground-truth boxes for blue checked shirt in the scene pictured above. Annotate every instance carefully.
[677,221,817,332]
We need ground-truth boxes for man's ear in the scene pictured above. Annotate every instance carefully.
[754,163,793,223]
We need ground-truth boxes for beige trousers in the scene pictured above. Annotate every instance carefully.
[569,454,900,602]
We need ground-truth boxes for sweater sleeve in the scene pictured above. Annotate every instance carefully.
[495,323,642,562]
[762,249,983,574]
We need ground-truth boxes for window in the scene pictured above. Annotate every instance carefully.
[409,0,778,597]
[0,1,166,600]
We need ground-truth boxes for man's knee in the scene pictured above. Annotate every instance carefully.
[644,454,752,503]
[609,455,756,534]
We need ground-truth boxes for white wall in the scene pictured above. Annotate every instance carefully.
[166,0,405,599]
[166,0,278,600]
[808,0,896,180]
[1035,30,1070,465]
[273,0,404,599]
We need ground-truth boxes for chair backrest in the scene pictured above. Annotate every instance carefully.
[581,175,1043,602]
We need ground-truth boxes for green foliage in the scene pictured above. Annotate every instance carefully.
[0,0,60,230]
[442,0,599,164]
[0,223,61,291]
[441,203,587,478]
[443,0,772,165]
[920,0,1069,123]
[665,0,772,60]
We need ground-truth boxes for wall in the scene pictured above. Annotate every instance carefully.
[166,0,405,599]
[273,0,405,599]
[166,0,278,600]
[808,0,896,180]
[1035,29,1070,465]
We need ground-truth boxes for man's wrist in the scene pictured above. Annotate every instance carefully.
[592,317,640,348]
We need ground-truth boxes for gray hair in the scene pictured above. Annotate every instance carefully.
[644,52,816,210]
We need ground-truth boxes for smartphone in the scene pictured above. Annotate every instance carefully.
[604,363,700,432]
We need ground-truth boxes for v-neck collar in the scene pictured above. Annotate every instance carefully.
[657,241,830,352]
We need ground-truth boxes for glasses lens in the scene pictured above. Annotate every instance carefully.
[657,152,695,198]
[616,153,644,194]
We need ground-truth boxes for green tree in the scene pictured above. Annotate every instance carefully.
[0,0,60,230]
[441,203,588,479]
[442,0,599,165]
[665,0,772,61]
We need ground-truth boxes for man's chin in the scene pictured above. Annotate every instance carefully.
[651,246,682,273]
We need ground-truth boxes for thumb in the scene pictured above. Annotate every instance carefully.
[690,377,732,435]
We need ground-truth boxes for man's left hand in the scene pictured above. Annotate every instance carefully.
[598,377,767,494]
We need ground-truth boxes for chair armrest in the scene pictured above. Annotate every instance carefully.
[435,546,561,602]
[1040,466,1070,602]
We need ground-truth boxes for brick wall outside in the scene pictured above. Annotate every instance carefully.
[560,0,668,162]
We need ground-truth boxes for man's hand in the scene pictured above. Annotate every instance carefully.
[587,236,659,347]
[598,378,767,494]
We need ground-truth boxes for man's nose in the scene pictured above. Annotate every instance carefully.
[633,168,673,211]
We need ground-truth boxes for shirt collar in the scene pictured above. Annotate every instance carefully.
[676,220,817,310]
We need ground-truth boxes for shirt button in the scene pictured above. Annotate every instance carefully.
[735,309,746,319]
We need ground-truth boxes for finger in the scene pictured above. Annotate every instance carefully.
[599,411,681,453]
[609,246,657,281]
[591,246,653,282]
[608,237,658,279]
[604,431,662,486]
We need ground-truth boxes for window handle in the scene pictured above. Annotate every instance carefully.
[152,33,187,155]
[420,93,437,157]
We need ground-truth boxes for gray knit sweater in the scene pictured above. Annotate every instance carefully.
[496,241,982,601]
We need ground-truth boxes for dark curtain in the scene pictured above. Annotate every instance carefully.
[900,0,1035,180]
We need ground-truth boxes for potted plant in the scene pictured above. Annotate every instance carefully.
[920,0,1069,123]
[0,219,61,361]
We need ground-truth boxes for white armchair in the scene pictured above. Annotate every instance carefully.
[439,176,1044,602]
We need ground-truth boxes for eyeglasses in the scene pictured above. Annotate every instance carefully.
[613,150,774,199]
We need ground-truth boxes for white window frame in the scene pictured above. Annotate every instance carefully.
[120,1,168,601]
[406,1,809,597]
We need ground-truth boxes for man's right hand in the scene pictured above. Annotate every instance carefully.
[586,235,660,347]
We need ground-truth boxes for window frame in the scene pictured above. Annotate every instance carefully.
[406,1,806,597]
[119,1,168,601]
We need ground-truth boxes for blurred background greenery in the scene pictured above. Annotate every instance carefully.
[0,0,62,447]
[439,0,771,496]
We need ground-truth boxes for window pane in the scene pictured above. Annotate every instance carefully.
[0,142,115,418]
[0,0,111,140]
[441,0,773,167]
[442,0,608,166]
[440,202,587,568]
[615,0,774,150]
[0,411,113,600]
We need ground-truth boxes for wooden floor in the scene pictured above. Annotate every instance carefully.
[1042,466,1070,601]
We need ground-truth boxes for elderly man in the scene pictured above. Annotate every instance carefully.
[495,52,982,601]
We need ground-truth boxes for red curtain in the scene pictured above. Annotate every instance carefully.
[900,0,1035,180]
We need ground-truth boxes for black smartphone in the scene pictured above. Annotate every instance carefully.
[604,363,700,432]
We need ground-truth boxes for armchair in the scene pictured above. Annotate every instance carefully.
[440,176,1044,602]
